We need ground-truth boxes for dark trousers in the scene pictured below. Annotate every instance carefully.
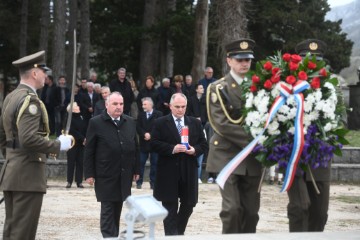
[219,174,261,233]
[100,201,123,238]
[66,145,84,184]
[55,107,67,136]
[137,151,158,187]
[162,201,193,235]
[3,191,43,240]
[287,176,330,232]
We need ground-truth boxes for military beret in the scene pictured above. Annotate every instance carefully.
[295,39,327,60]
[225,38,255,59]
[12,50,51,72]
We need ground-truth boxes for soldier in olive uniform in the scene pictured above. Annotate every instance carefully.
[287,39,331,232]
[206,39,262,233]
[0,51,73,240]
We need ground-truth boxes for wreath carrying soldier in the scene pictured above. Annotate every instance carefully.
[206,39,262,233]
[0,51,73,240]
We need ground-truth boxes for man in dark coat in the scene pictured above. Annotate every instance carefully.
[109,67,134,116]
[53,76,70,136]
[79,81,100,124]
[136,97,163,189]
[40,75,56,135]
[84,92,140,239]
[151,93,208,236]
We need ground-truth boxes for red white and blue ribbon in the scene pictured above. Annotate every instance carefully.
[216,80,310,193]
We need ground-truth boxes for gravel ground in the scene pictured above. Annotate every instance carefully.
[0,180,360,239]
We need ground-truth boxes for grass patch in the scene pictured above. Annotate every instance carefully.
[344,130,360,147]
[334,195,360,204]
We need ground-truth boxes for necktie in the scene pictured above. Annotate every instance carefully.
[147,113,151,119]
[114,119,120,126]
[176,118,182,135]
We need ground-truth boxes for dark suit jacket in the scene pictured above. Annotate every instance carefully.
[150,114,208,205]
[53,86,70,109]
[79,91,100,120]
[83,112,140,202]
[109,79,134,114]
[136,110,163,152]
[186,94,207,125]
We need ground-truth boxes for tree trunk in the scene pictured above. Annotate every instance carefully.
[52,0,67,82]
[191,0,209,83]
[159,0,176,78]
[139,0,161,87]
[39,0,50,55]
[66,0,78,87]
[166,0,176,77]
[79,0,90,80]
[213,0,250,75]
[19,0,28,57]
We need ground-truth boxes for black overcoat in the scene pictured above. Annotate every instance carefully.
[83,111,140,202]
[150,114,208,205]
[136,110,163,152]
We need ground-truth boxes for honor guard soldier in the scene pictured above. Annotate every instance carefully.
[206,39,262,234]
[287,39,330,232]
[0,51,73,240]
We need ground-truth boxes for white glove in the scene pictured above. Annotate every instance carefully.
[58,134,73,151]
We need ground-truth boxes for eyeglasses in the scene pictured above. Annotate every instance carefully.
[234,58,251,63]
[206,71,213,74]
[173,105,186,109]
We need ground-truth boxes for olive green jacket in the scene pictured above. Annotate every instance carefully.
[0,84,60,192]
[206,74,262,176]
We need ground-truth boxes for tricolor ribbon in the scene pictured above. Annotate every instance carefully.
[216,80,310,192]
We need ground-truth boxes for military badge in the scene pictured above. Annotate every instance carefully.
[309,42,318,51]
[231,83,237,88]
[211,92,218,103]
[240,41,249,50]
[28,104,38,115]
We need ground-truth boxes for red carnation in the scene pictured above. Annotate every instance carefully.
[291,54,302,64]
[252,75,260,84]
[311,77,321,89]
[250,84,257,92]
[319,68,327,77]
[307,61,317,70]
[283,53,291,62]
[298,71,308,80]
[264,80,273,89]
[286,75,296,85]
[263,61,273,71]
[289,61,299,71]
[271,75,280,83]
[272,67,280,75]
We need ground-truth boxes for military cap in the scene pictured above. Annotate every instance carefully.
[295,39,327,60]
[12,50,51,72]
[225,38,255,59]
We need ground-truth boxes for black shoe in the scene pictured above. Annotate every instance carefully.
[269,180,274,185]
[150,183,154,190]
[77,183,84,188]
[136,184,142,189]
[278,181,283,185]
[66,183,71,188]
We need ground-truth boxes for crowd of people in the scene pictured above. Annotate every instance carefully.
[0,38,332,239]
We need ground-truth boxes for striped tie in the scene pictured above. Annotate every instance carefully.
[176,118,182,135]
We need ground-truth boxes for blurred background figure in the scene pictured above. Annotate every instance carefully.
[136,97,163,189]
[66,102,87,188]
